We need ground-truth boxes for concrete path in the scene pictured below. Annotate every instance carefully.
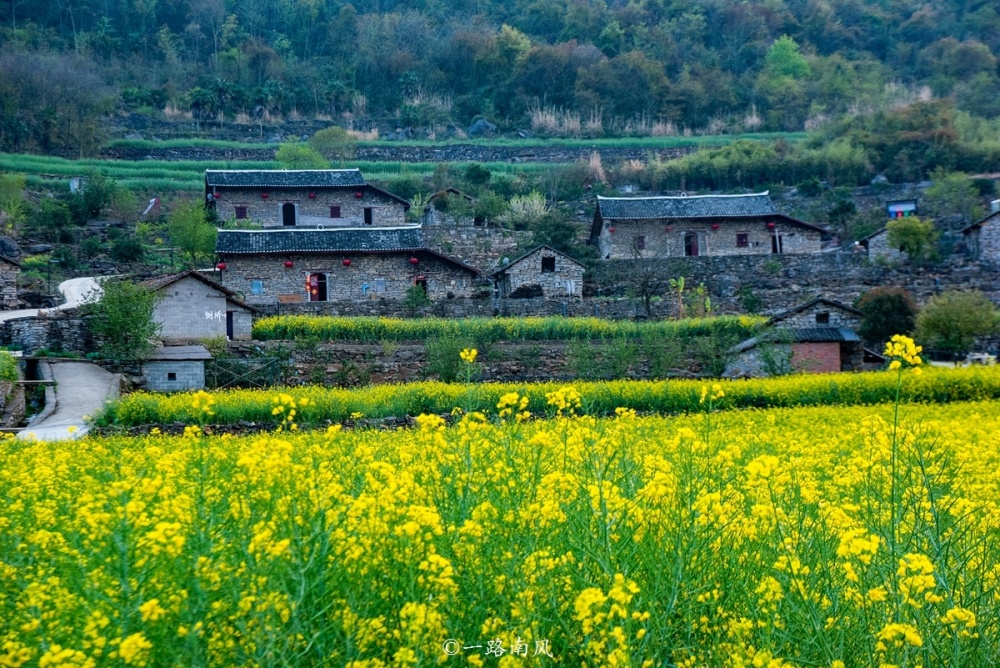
[0,276,101,323]
[17,360,119,442]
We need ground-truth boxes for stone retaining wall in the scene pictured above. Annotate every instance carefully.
[0,311,91,355]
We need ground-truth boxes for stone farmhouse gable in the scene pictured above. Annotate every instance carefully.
[856,227,906,265]
[961,211,1000,262]
[141,270,256,341]
[215,226,481,305]
[493,245,586,298]
[767,297,862,330]
[591,192,825,259]
[0,255,20,310]
[205,169,410,229]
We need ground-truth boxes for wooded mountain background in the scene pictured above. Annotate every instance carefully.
[1,0,999,163]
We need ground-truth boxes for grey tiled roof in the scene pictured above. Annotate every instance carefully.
[731,326,860,353]
[205,169,366,189]
[216,227,425,254]
[147,345,213,361]
[598,192,777,220]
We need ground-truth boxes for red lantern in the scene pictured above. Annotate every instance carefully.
[284,260,294,268]
[409,256,419,265]
[262,192,269,199]
[608,227,616,233]
[665,225,672,232]
[216,262,227,271]
[342,258,351,266]
[308,192,316,199]
[767,222,776,229]
[355,191,363,199]
[711,223,720,230]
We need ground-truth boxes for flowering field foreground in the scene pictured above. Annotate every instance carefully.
[98,365,1000,428]
[4,398,1000,666]
[251,314,763,343]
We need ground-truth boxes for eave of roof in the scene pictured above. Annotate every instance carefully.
[960,210,1000,235]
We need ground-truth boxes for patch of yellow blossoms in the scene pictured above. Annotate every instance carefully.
[1,395,998,665]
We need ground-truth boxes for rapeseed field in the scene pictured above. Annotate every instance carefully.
[2,346,998,666]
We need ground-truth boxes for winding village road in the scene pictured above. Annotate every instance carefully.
[3,276,116,442]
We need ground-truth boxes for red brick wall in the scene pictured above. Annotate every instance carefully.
[791,342,841,373]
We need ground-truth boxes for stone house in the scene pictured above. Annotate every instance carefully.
[0,255,19,310]
[961,211,1000,262]
[493,245,585,298]
[725,297,864,377]
[142,270,255,341]
[143,345,212,392]
[215,226,480,305]
[857,227,906,265]
[590,192,825,260]
[205,169,410,228]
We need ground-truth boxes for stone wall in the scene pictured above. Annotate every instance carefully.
[104,141,696,165]
[153,275,253,340]
[222,252,478,306]
[143,360,206,391]
[597,220,821,260]
[968,215,1000,262]
[0,311,90,355]
[0,263,17,310]
[422,226,530,270]
[589,252,1000,315]
[498,248,585,298]
[213,187,405,228]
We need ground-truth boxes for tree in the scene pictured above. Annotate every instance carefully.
[308,126,356,162]
[0,173,26,234]
[886,216,939,263]
[275,143,328,169]
[83,279,161,363]
[855,287,918,348]
[923,169,984,227]
[915,290,998,357]
[168,201,217,268]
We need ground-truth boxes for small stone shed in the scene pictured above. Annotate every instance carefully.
[204,169,410,228]
[725,298,864,377]
[0,255,20,310]
[493,245,585,298]
[215,226,481,305]
[961,211,1000,262]
[590,192,826,260]
[143,345,212,392]
[142,270,256,341]
[857,227,906,265]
